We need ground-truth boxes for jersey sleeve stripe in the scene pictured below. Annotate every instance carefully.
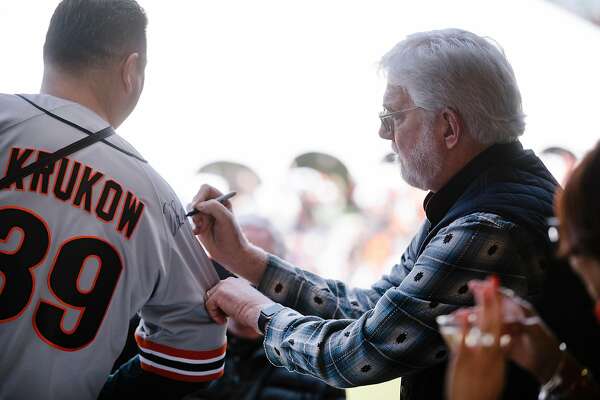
[138,346,226,364]
[139,348,225,371]
[139,356,225,382]
[135,333,226,360]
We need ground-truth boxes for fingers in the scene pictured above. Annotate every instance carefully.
[191,199,233,235]
[188,185,224,234]
[485,279,503,338]
[457,309,471,351]
[206,300,227,324]
[197,199,232,219]
[205,277,270,334]
[220,197,233,212]
[190,185,225,214]
[468,280,486,324]
[193,199,232,225]
[192,184,223,205]
[210,307,228,325]
[468,276,504,349]
[513,297,537,318]
[502,321,527,336]
[205,282,228,324]
[192,213,213,235]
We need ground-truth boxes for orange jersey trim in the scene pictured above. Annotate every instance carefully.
[139,363,225,382]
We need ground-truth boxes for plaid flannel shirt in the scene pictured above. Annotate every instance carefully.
[257,212,538,388]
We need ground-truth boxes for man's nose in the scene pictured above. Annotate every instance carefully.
[379,123,392,140]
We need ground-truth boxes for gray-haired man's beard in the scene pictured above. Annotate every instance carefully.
[397,124,442,191]
[399,156,433,191]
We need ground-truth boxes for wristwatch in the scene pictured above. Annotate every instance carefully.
[257,303,285,334]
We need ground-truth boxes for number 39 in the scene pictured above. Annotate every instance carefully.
[0,207,123,351]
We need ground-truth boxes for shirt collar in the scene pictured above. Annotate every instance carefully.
[423,141,524,225]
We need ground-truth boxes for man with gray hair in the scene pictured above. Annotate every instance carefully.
[191,29,558,399]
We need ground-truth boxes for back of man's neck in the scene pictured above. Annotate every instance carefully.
[41,68,112,125]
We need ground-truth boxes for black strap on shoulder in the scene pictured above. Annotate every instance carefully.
[0,96,117,189]
[16,94,147,163]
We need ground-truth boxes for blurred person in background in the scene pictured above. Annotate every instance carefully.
[191,29,561,399]
[188,214,345,400]
[446,141,600,400]
[286,153,364,281]
[346,155,426,287]
[540,146,578,186]
[197,161,262,214]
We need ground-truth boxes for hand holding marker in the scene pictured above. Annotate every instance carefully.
[185,191,237,217]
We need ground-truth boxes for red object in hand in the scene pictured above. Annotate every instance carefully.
[489,274,500,289]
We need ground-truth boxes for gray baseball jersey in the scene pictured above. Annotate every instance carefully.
[0,94,227,400]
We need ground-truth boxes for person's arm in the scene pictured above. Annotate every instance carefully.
[103,182,227,397]
[132,225,226,379]
[191,183,420,316]
[257,253,403,319]
[206,213,526,387]
[255,224,427,319]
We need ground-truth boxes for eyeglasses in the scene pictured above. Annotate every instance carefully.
[379,106,422,135]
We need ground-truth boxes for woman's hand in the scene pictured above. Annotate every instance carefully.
[446,276,506,400]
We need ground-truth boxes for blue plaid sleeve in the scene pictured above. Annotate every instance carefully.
[258,213,533,387]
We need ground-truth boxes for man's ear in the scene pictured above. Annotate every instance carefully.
[441,107,463,150]
[121,52,141,93]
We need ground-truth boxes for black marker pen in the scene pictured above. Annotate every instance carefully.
[185,191,236,217]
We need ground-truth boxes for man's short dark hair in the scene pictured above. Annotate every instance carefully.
[43,0,147,71]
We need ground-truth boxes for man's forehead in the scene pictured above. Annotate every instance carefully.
[383,85,411,108]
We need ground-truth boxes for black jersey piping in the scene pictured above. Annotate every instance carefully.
[16,94,147,163]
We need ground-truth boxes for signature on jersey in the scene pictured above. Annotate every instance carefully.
[162,200,186,236]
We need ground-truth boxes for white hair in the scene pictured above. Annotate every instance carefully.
[380,29,525,145]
